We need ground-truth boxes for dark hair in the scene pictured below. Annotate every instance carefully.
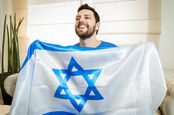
[78,4,100,23]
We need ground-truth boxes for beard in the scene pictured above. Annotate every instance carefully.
[75,24,96,40]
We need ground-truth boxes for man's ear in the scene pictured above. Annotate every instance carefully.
[95,22,100,31]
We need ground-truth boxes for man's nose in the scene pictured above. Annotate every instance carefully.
[79,17,85,22]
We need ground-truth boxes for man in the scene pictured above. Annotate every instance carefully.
[74,4,117,48]
[9,3,166,115]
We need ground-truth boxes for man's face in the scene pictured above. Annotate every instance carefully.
[75,9,99,40]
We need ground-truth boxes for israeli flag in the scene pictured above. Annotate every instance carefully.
[10,40,166,115]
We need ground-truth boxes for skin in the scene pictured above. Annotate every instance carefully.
[75,9,101,48]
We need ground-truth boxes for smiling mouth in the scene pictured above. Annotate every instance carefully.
[78,24,88,30]
[79,25,86,29]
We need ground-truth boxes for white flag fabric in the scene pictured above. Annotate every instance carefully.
[10,40,166,115]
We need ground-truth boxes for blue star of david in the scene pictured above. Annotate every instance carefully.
[52,57,104,112]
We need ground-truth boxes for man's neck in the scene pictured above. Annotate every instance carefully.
[79,35,101,48]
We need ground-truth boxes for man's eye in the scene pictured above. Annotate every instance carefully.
[76,17,80,20]
[85,17,90,19]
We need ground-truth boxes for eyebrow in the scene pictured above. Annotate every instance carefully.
[84,14,92,17]
[76,14,92,18]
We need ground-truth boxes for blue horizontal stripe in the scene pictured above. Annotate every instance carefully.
[20,40,114,71]
[43,111,76,115]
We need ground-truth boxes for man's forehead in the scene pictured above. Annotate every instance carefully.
[76,9,94,16]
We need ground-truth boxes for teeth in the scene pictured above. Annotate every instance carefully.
[79,25,86,29]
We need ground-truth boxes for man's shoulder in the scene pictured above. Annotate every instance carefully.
[97,41,117,48]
